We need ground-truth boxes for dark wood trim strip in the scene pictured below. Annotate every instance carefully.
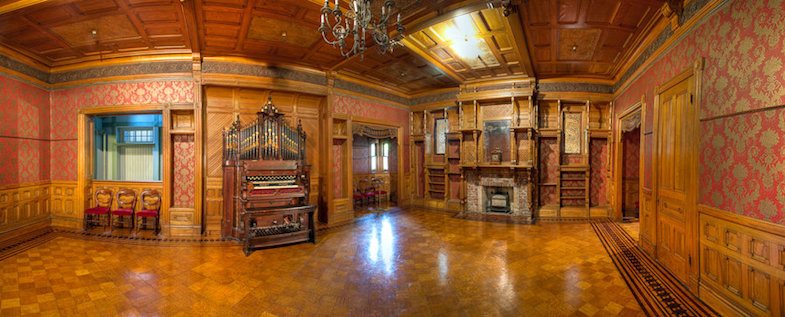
[700,104,785,122]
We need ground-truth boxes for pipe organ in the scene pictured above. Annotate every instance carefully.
[222,96,315,255]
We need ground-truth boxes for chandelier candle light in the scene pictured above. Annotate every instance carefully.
[319,0,405,58]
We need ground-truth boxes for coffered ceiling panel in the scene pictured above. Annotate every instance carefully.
[339,47,458,94]
[0,0,193,65]
[523,0,665,78]
[405,7,529,82]
[0,0,671,92]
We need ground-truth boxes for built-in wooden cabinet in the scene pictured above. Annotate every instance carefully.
[410,82,537,216]
[408,80,612,222]
[537,98,611,220]
[324,116,352,226]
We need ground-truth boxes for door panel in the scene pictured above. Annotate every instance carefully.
[655,76,694,285]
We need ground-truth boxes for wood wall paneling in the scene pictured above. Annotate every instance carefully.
[204,86,324,234]
[50,181,78,228]
[0,182,51,248]
[699,206,785,317]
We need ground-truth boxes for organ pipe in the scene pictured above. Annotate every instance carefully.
[222,97,307,166]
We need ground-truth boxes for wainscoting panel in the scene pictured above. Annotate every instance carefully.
[204,177,223,237]
[0,182,51,248]
[50,181,78,228]
[699,205,785,317]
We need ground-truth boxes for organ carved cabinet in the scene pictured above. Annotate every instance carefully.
[222,96,316,255]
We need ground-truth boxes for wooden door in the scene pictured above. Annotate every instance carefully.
[655,75,696,285]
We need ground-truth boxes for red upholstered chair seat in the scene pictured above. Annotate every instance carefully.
[136,189,161,235]
[112,208,134,216]
[374,190,388,195]
[85,206,110,215]
[84,188,113,230]
[136,210,158,217]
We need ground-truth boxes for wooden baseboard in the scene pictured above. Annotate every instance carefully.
[699,284,752,317]
[0,218,51,251]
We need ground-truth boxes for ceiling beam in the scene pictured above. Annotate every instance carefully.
[504,8,536,77]
[0,0,49,15]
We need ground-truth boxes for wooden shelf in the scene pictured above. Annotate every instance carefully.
[561,195,587,199]
[510,126,535,132]
[170,129,195,134]
[426,165,445,169]
[428,189,445,193]
[560,165,588,171]
[561,177,586,181]
[561,186,586,190]
[462,164,533,170]
[447,172,462,175]
[447,156,461,160]
[332,135,348,140]
[540,183,558,186]
[459,128,482,133]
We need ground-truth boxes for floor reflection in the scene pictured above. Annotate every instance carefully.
[365,214,397,276]
[0,209,645,316]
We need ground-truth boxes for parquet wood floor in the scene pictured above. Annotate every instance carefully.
[0,209,645,316]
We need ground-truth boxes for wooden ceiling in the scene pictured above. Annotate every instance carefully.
[522,0,665,78]
[405,7,531,82]
[0,0,194,63]
[0,0,668,92]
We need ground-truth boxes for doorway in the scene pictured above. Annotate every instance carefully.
[350,123,399,216]
[620,115,641,220]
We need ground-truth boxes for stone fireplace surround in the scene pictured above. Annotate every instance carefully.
[464,169,532,222]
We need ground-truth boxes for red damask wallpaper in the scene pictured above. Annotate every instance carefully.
[50,80,194,181]
[352,136,372,175]
[333,141,344,198]
[701,108,785,223]
[622,128,641,179]
[614,0,785,223]
[539,138,559,183]
[173,134,195,207]
[332,94,410,173]
[590,139,609,206]
[0,75,50,186]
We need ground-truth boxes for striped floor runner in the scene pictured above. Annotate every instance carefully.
[592,221,718,316]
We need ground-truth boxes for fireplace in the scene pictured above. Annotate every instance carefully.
[485,187,511,213]
[462,169,533,223]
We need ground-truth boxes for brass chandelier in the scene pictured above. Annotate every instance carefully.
[319,0,405,58]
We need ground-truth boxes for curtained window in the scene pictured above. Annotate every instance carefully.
[382,142,389,171]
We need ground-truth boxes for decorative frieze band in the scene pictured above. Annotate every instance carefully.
[50,62,192,84]
[538,82,613,94]
[202,61,327,86]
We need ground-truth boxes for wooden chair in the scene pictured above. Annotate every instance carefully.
[359,178,376,205]
[111,188,137,230]
[84,188,113,230]
[371,177,388,204]
[352,183,366,207]
[136,189,161,235]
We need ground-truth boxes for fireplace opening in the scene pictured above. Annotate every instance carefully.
[485,187,512,213]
